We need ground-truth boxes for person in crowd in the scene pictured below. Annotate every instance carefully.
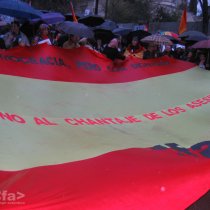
[174,47,184,60]
[102,38,126,61]
[0,38,6,49]
[51,32,62,46]
[162,45,174,58]
[115,35,126,54]
[54,33,68,47]
[197,53,207,69]
[3,21,30,49]
[32,23,51,45]
[143,44,160,59]
[184,51,196,63]
[62,34,80,49]
[94,38,104,53]
[79,37,93,50]
[124,36,145,58]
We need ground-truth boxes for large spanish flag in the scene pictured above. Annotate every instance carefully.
[0,45,210,210]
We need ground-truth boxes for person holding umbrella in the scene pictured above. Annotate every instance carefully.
[3,20,30,49]
[32,23,51,45]
[62,34,80,49]
[124,36,145,59]
[190,39,210,70]
[197,53,207,69]
[143,44,161,59]
[102,38,126,61]
[162,45,174,58]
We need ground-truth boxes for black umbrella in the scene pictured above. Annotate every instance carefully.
[94,28,115,44]
[127,30,151,43]
[56,21,94,38]
[78,15,104,27]
[112,27,132,37]
[0,0,42,20]
[20,20,42,39]
[64,13,82,22]
[179,30,208,39]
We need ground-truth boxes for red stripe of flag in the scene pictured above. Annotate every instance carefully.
[178,7,187,35]
[70,1,78,23]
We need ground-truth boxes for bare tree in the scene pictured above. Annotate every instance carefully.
[106,0,151,23]
[198,0,209,34]
[189,0,197,15]
[23,0,79,13]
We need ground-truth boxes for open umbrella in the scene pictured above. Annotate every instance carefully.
[162,35,180,44]
[94,28,115,44]
[31,12,65,24]
[64,13,82,21]
[112,27,132,37]
[0,0,42,20]
[179,30,208,42]
[0,19,6,26]
[20,20,41,39]
[185,35,208,42]
[127,30,151,43]
[179,30,207,38]
[56,21,94,38]
[95,20,118,31]
[159,31,179,39]
[190,39,210,70]
[190,39,210,49]
[141,34,172,45]
[78,15,104,27]
[157,32,181,44]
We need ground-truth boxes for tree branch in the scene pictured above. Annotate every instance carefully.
[198,0,203,9]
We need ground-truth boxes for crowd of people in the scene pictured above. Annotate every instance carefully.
[0,20,209,70]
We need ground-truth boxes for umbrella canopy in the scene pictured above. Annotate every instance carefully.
[0,19,6,26]
[95,20,118,31]
[56,21,94,39]
[112,27,132,36]
[179,30,207,39]
[0,0,42,20]
[127,30,151,43]
[190,39,210,49]
[185,35,208,42]
[159,31,179,39]
[31,12,65,24]
[20,20,41,38]
[162,35,180,44]
[94,28,115,44]
[158,31,180,44]
[78,15,104,27]
[64,13,82,21]
[141,34,173,45]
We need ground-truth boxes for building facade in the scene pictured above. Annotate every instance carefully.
[74,0,106,17]
[74,0,185,17]
[152,0,185,11]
